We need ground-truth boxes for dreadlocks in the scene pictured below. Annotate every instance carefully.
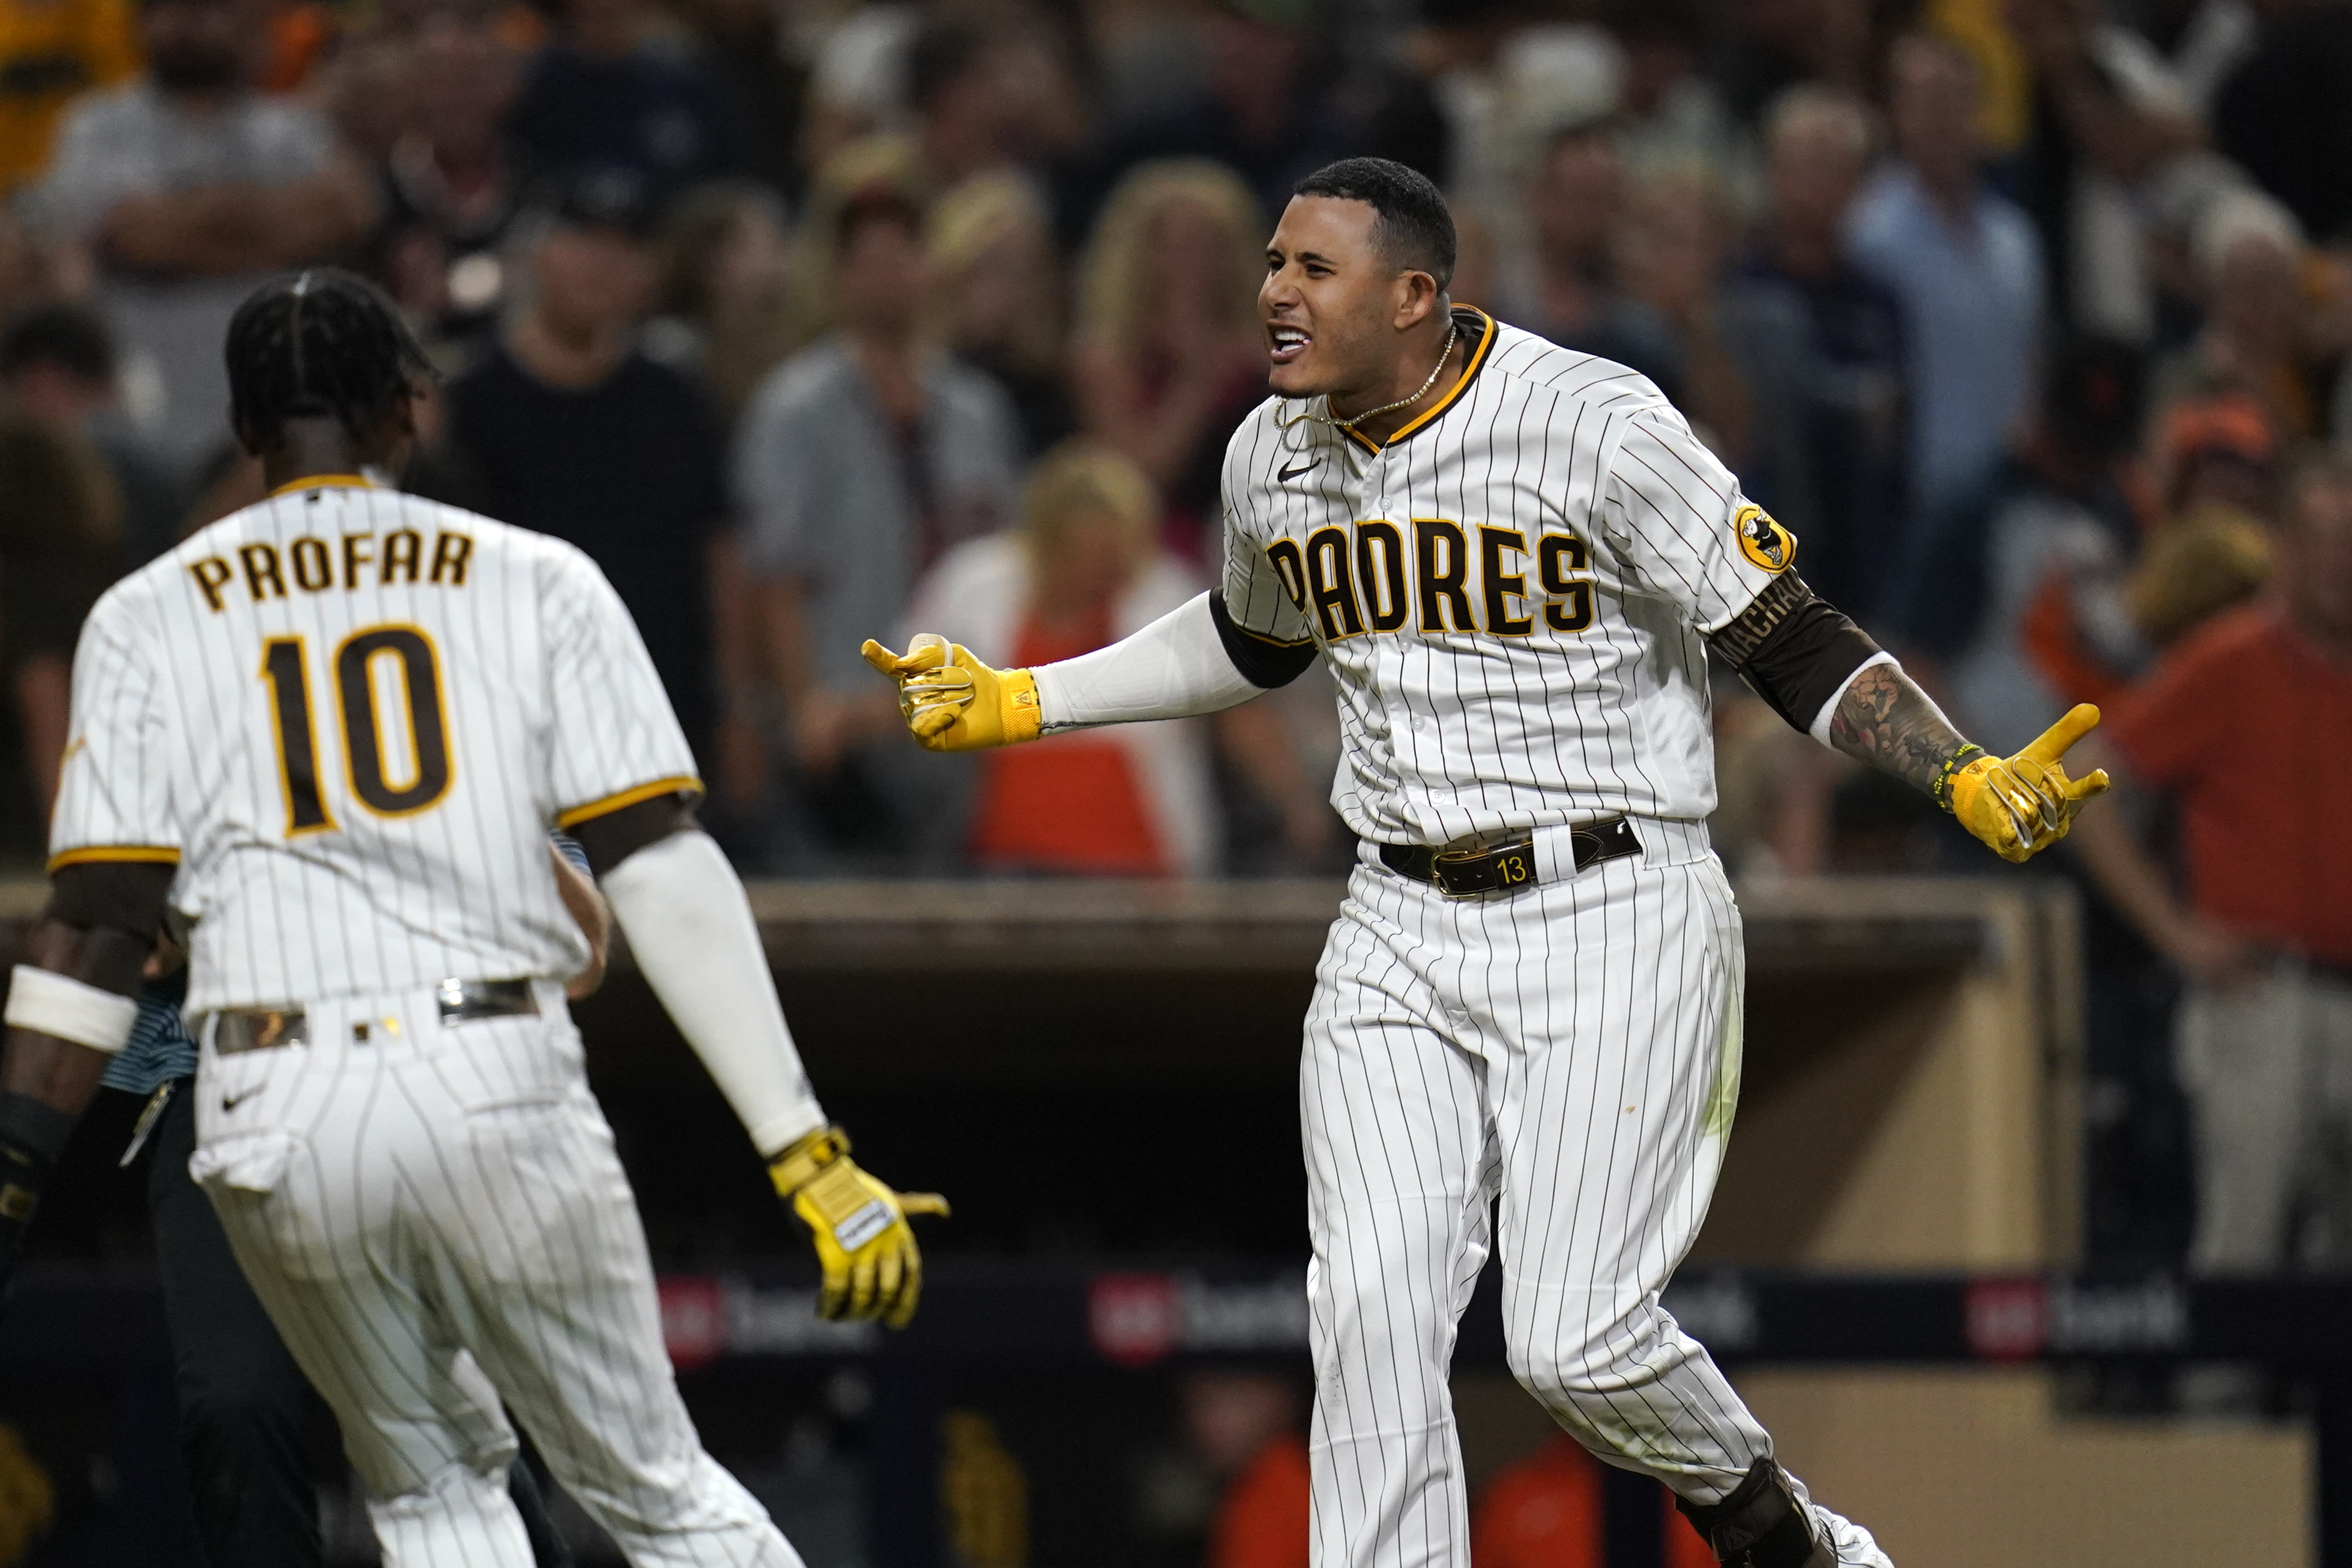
[225,268,434,455]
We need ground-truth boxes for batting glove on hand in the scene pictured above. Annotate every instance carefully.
[1941,703,2111,863]
[860,635,1042,751]
[768,1126,948,1330]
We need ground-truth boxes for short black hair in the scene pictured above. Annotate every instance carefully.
[1292,158,1456,290]
[0,302,116,385]
[225,268,434,454]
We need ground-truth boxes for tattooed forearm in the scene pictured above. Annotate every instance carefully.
[1827,663,1971,793]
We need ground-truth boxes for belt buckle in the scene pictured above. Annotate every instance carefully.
[1430,836,1538,898]
[218,1007,307,1054]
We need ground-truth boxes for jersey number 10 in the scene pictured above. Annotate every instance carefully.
[261,626,454,834]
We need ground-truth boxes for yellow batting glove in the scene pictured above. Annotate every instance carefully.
[1938,703,2112,863]
[768,1126,949,1330]
[859,635,1044,752]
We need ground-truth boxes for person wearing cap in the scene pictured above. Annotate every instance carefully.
[428,166,729,769]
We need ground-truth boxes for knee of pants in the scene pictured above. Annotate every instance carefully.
[1504,1293,1674,1408]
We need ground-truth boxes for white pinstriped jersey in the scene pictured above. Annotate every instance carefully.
[1221,308,1799,844]
[50,481,699,1015]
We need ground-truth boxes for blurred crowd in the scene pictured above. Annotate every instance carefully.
[0,0,2343,1290]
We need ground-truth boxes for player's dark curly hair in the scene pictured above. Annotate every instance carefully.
[225,268,434,454]
[1293,158,1456,291]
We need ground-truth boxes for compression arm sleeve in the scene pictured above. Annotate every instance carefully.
[1033,592,1292,732]
[1704,574,1889,748]
[600,829,824,1156]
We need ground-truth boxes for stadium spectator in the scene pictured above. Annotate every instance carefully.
[25,0,377,478]
[1472,1433,1713,1568]
[2070,448,2352,1275]
[506,0,737,193]
[651,177,794,416]
[0,306,137,822]
[1722,85,1906,620]
[1183,1369,1308,1568]
[368,6,531,344]
[2008,0,2204,346]
[1848,33,2043,557]
[0,300,181,567]
[1499,121,1683,403]
[1602,0,1743,192]
[737,184,1020,868]
[0,0,138,195]
[1075,0,1446,234]
[431,166,727,765]
[1617,166,1752,460]
[902,440,1329,877]
[1943,334,2148,754]
[2150,188,2324,439]
[672,0,806,198]
[928,170,1073,460]
[1072,160,1267,558]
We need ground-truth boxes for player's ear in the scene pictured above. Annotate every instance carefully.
[1391,268,1442,332]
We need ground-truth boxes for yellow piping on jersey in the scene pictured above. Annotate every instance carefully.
[48,845,180,874]
[556,775,705,830]
[268,473,376,499]
[1343,306,1496,455]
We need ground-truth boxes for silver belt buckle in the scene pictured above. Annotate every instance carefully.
[213,1008,309,1056]
[435,978,540,1025]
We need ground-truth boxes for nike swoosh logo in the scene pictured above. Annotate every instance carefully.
[221,1089,258,1113]
[1277,458,1319,484]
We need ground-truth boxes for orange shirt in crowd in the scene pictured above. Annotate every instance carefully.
[1471,1434,1714,1568]
[0,0,138,193]
[1205,1433,1309,1568]
[965,605,1165,875]
[2104,602,2352,966]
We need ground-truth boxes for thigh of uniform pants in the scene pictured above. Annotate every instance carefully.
[426,1073,792,1559]
[1301,869,1500,1568]
[1467,856,1767,1498]
[199,1047,522,1505]
[2177,973,2307,1272]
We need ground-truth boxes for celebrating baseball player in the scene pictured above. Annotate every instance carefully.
[0,268,942,1566]
[866,158,2106,1568]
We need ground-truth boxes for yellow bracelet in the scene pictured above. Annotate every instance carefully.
[1930,744,1985,814]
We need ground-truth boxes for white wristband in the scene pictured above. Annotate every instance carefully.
[5,965,138,1054]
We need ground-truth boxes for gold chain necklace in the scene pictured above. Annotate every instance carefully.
[1278,321,1459,435]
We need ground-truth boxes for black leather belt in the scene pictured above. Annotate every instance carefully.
[1371,815,1644,898]
[210,978,540,1054]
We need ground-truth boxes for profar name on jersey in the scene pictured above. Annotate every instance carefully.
[185,529,476,613]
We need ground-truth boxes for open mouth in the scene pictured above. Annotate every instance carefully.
[1268,324,1310,365]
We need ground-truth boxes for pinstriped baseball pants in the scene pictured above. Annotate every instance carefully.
[1303,822,1879,1568]
[188,982,801,1568]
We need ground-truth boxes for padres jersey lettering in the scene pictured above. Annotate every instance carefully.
[1222,309,1793,844]
[51,481,698,1013]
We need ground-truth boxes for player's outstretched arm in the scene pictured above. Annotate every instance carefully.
[1826,663,2110,863]
[570,797,946,1328]
[862,591,1308,752]
[0,862,173,1290]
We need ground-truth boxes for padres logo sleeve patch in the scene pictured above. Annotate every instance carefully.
[1735,503,1797,574]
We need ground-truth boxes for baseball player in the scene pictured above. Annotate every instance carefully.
[0,268,943,1567]
[0,840,598,1566]
[865,159,2106,1568]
